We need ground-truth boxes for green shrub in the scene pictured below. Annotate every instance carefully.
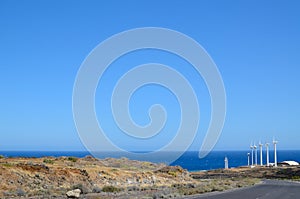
[0,155,4,159]
[2,163,13,167]
[102,185,121,193]
[168,171,177,177]
[67,157,78,162]
[43,159,54,164]
[292,176,300,180]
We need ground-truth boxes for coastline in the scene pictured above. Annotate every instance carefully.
[1,150,300,172]
[1,155,299,198]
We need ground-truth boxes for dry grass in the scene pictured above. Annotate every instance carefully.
[177,177,260,196]
[0,156,193,198]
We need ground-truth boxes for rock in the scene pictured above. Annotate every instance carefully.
[66,189,81,198]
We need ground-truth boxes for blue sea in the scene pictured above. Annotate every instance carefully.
[0,150,299,171]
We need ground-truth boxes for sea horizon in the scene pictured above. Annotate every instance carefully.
[1,150,299,171]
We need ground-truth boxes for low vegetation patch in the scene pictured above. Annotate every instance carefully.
[67,157,78,162]
[168,171,178,177]
[292,176,300,180]
[102,185,121,193]
[43,159,54,164]
[1,162,13,167]
[177,178,260,196]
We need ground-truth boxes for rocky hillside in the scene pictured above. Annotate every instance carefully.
[2,156,298,198]
[0,156,195,198]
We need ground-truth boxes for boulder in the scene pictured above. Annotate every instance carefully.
[66,189,81,198]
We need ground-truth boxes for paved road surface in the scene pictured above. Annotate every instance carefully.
[186,180,300,199]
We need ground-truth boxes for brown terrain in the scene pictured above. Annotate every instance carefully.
[0,155,299,199]
[191,166,300,180]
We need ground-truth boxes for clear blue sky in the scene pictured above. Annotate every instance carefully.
[0,0,299,151]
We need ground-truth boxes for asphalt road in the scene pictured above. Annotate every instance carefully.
[185,180,300,199]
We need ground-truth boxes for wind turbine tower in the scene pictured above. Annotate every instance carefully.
[273,138,278,167]
[247,153,250,167]
[250,144,254,166]
[259,142,263,166]
[254,143,257,165]
[265,142,270,166]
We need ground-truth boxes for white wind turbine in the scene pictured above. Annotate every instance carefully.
[254,142,258,165]
[259,141,263,166]
[247,152,250,167]
[273,138,278,167]
[265,142,270,166]
[250,143,254,166]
